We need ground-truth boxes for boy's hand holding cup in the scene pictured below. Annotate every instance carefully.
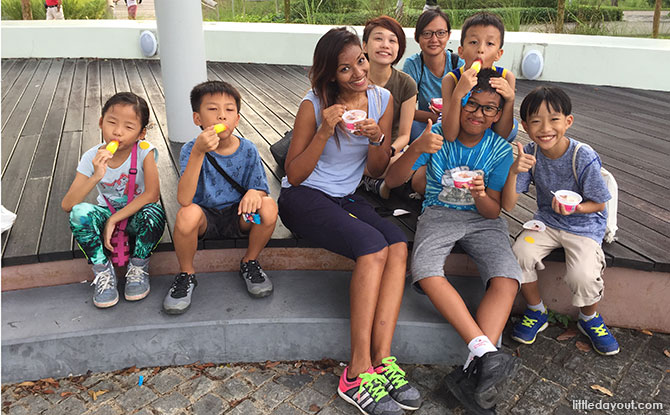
[552,190,582,216]
[413,119,443,154]
[467,171,487,198]
[511,142,536,175]
[194,125,221,154]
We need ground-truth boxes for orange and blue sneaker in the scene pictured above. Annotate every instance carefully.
[511,308,549,344]
[338,367,403,415]
[577,313,620,356]
[374,356,422,410]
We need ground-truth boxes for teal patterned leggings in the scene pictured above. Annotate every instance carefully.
[69,202,166,265]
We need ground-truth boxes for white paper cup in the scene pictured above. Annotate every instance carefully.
[343,110,367,133]
[523,220,546,232]
[554,190,582,212]
[453,171,477,188]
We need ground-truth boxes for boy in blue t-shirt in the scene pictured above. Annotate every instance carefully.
[386,69,521,414]
[162,81,278,315]
[502,86,619,356]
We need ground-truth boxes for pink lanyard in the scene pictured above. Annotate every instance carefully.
[103,142,138,231]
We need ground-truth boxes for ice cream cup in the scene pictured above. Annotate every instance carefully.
[453,171,477,188]
[430,98,443,111]
[343,110,367,133]
[554,190,582,212]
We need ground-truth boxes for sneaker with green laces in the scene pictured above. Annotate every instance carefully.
[511,307,549,344]
[578,313,620,356]
[338,367,403,415]
[374,356,422,410]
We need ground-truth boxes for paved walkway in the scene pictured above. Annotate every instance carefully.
[2,323,668,414]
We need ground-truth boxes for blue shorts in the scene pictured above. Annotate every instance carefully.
[278,185,407,260]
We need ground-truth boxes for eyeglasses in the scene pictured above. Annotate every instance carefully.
[419,30,449,39]
[462,100,501,117]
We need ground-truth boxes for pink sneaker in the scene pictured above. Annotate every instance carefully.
[337,366,403,415]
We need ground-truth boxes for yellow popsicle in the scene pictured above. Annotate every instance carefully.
[471,59,482,73]
[214,123,227,134]
[106,140,119,154]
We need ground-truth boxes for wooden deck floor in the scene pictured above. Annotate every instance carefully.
[1,58,669,271]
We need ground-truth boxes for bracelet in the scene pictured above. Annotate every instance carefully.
[369,134,384,147]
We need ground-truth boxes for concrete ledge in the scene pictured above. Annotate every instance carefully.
[2,21,669,91]
[1,270,483,383]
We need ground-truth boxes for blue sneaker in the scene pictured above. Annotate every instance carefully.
[578,313,620,356]
[511,308,549,344]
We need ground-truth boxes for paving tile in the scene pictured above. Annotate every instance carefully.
[17,394,50,414]
[150,392,190,415]
[79,379,122,404]
[251,379,293,411]
[190,393,229,415]
[290,386,330,413]
[310,373,339,398]
[270,402,309,415]
[115,385,158,413]
[211,375,253,401]
[85,403,121,415]
[42,396,87,415]
[244,369,276,387]
[146,368,186,395]
[6,404,30,415]
[178,375,216,403]
[523,378,567,407]
[227,399,265,415]
[509,396,552,415]
[274,373,313,390]
[206,364,240,380]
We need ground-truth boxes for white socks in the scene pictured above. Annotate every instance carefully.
[528,300,546,313]
[579,311,597,321]
[464,335,497,369]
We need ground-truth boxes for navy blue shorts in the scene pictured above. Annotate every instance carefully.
[278,186,407,260]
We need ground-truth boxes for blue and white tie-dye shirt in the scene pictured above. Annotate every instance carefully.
[412,123,513,212]
[180,136,270,210]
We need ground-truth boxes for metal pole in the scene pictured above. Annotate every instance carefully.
[154,1,208,143]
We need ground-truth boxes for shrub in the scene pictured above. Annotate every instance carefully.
[1,0,109,20]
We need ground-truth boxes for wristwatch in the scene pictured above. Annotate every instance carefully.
[369,134,385,147]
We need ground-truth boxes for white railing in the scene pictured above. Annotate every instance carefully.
[2,20,670,91]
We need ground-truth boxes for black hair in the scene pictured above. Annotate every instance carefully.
[363,15,406,66]
[102,92,150,130]
[414,7,451,43]
[190,80,242,113]
[473,68,503,106]
[460,11,505,48]
[519,86,572,122]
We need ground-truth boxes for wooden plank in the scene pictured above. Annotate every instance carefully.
[99,59,116,107]
[1,59,27,100]
[1,59,38,122]
[1,59,17,80]
[250,63,307,101]
[81,60,102,154]
[226,62,302,116]
[62,59,89,133]
[38,131,81,262]
[21,59,64,139]
[1,60,51,172]
[111,59,130,92]
[2,178,51,265]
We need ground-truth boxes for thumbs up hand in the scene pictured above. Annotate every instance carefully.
[511,142,536,175]
[413,119,443,154]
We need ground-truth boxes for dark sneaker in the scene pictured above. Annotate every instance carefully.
[163,273,197,315]
[240,260,273,298]
[124,257,150,301]
[511,307,549,344]
[374,356,422,410]
[361,176,390,199]
[470,350,521,409]
[91,262,119,308]
[578,313,620,356]
[445,368,495,415]
[338,367,403,415]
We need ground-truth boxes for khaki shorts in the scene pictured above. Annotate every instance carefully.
[512,226,605,307]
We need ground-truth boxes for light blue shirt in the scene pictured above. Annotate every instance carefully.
[281,86,391,197]
[402,50,464,112]
[516,139,611,243]
[413,124,513,212]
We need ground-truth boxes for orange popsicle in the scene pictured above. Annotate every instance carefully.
[214,123,227,134]
[106,140,119,154]
[471,58,482,73]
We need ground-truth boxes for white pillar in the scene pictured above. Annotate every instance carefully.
[154,2,207,143]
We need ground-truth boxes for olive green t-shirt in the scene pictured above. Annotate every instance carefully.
[382,68,418,141]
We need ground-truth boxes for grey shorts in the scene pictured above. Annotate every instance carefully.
[411,206,522,288]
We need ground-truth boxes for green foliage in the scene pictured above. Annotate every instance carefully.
[1,0,109,20]
[547,309,574,328]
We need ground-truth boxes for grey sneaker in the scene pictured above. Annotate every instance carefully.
[91,262,119,308]
[124,257,150,301]
[375,357,422,410]
[163,273,197,315]
[240,260,273,298]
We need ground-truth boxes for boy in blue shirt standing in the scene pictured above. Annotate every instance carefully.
[386,69,522,415]
[502,86,619,355]
[163,81,278,315]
